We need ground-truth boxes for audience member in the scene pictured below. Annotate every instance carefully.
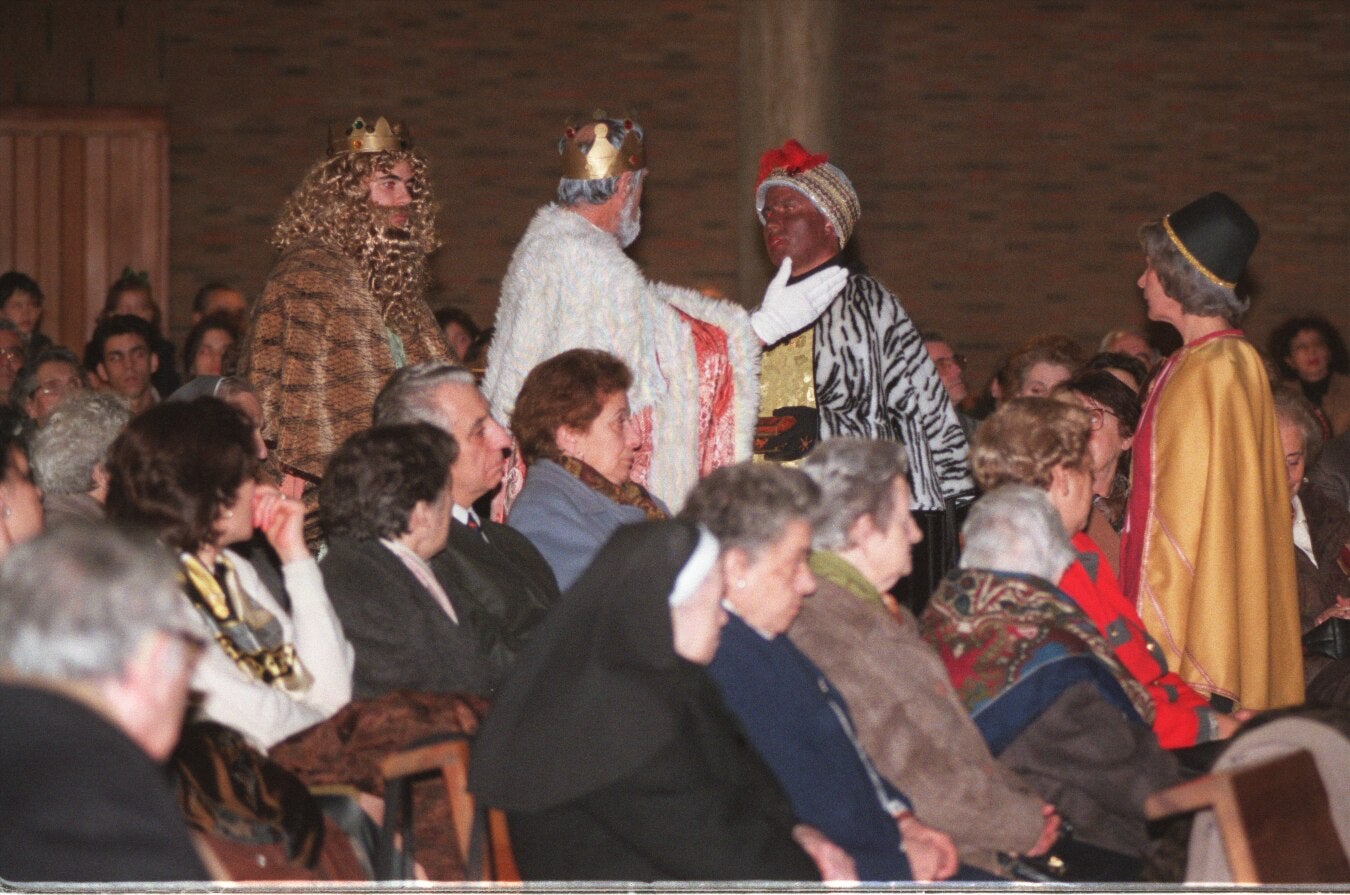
[1084,350,1149,394]
[0,270,52,355]
[1099,328,1158,372]
[1310,429,1350,511]
[1272,386,1350,705]
[0,523,210,882]
[795,438,1059,874]
[88,314,161,414]
[90,269,180,396]
[435,306,480,362]
[105,398,353,750]
[508,349,667,590]
[923,485,1178,873]
[1120,192,1302,712]
[994,333,1085,402]
[12,345,83,425]
[30,391,130,528]
[191,282,249,327]
[688,462,968,882]
[922,331,978,437]
[0,406,42,559]
[320,423,494,698]
[470,520,837,882]
[1268,314,1350,437]
[373,361,559,675]
[974,397,1234,748]
[0,318,28,402]
[182,312,240,378]
[1052,369,1141,572]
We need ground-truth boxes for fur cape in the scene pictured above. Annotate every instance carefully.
[484,204,759,510]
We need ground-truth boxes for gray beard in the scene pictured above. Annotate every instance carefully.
[617,193,642,249]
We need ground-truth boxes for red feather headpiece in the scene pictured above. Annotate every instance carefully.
[756,140,829,187]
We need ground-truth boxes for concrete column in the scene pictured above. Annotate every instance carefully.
[737,0,839,305]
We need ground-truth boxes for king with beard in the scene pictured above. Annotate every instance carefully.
[241,116,449,529]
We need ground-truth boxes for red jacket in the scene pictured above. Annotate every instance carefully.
[1059,532,1217,748]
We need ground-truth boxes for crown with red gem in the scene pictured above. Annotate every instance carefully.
[561,114,646,181]
[328,116,411,157]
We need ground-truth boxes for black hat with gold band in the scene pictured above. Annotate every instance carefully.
[1162,192,1259,289]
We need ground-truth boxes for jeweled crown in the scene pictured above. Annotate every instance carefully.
[561,117,645,181]
[328,116,410,157]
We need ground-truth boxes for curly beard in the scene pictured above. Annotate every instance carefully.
[347,201,437,332]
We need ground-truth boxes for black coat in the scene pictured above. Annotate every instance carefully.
[0,683,208,882]
[320,536,494,698]
[469,521,816,882]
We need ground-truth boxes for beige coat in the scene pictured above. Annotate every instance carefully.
[787,563,1045,871]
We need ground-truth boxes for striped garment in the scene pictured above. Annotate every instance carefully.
[814,272,975,511]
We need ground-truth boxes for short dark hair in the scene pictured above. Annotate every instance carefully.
[320,424,457,541]
[12,345,81,404]
[103,270,161,329]
[1267,315,1350,381]
[191,282,240,316]
[182,312,241,377]
[512,349,632,464]
[88,314,153,370]
[1083,351,1149,393]
[0,271,43,307]
[434,307,480,339]
[1056,369,1142,438]
[105,398,258,553]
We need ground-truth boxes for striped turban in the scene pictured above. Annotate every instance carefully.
[755,140,860,249]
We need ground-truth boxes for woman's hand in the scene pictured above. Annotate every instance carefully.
[1314,595,1350,627]
[792,823,858,883]
[1025,803,1062,857]
[897,813,959,882]
[252,484,309,565]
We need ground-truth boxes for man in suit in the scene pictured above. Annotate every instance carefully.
[374,362,561,681]
[0,523,210,882]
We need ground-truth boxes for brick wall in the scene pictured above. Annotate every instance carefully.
[4,0,1345,389]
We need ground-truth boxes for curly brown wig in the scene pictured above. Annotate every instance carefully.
[273,150,441,332]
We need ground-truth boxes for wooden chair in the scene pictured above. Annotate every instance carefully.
[1145,748,1350,883]
[377,734,520,882]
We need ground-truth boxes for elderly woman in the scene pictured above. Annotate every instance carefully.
[1269,314,1350,437]
[1052,369,1141,573]
[508,348,668,590]
[794,438,1058,874]
[470,520,838,882]
[30,391,130,528]
[993,333,1084,402]
[685,462,976,882]
[1272,387,1350,706]
[0,406,42,559]
[975,397,1235,749]
[922,485,1177,873]
[105,398,352,751]
[1120,192,1301,711]
[319,424,494,699]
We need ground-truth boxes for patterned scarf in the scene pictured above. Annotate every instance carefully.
[557,455,668,521]
[180,553,312,693]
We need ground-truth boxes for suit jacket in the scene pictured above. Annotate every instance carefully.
[429,518,560,679]
[320,537,494,698]
[788,559,1044,867]
[0,683,208,882]
[508,459,665,591]
[709,614,912,881]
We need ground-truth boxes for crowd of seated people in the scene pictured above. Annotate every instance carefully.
[0,259,1347,884]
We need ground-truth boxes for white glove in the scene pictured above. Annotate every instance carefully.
[750,257,848,346]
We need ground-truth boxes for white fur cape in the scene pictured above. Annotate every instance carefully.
[484,204,760,510]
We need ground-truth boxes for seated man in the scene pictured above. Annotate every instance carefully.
[90,314,160,414]
[13,345,85,425]
[30,391,130,528]
[373,362,560,679]
[0,523,209,882]
[922,485,1179,871]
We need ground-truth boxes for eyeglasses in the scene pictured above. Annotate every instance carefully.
[1088,406,1119,431]
[0,347,24,363]
[36,377,83,399]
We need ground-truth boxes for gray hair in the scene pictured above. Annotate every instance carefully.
[555,118,645,206]
[801,438,910,551]
[373,361,478,433]
[31,390,131,495]
[1272,384,1324,466]
[680,461,819,559]
[10,345,81,405]
[1139,222,1249,322]
[959,484,1075,582]
[0,521,192,681]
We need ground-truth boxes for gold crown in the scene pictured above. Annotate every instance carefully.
[328,116,411,156]
[561,118,645,181]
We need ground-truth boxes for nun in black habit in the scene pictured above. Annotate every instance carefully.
[469,520,832,882]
